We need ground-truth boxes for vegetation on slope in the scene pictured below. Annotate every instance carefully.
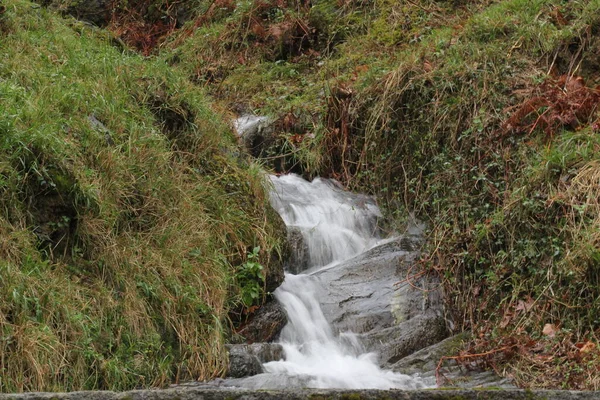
[160,0,600,389]
[4,0,600,391]
[0,0,285,391]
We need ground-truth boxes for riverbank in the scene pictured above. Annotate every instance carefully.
[0,0,286,391]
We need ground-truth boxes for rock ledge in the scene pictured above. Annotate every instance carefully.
[1,388,599,400]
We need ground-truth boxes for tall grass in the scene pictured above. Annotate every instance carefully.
[0,0,285,391]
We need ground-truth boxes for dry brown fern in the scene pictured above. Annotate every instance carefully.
[502,74,600,137]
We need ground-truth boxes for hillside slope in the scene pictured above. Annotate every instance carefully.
[0,0,285,391]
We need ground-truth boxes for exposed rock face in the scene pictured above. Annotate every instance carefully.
[363,313,448,366]
[391,333,469,375]
[284,226,309,274]
[226,343,285,378]
[233,300,287,344]
[313,234,448,369]
[227,348,263,378]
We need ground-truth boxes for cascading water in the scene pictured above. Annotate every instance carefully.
[236,174,427,389]
[269,174,381,269]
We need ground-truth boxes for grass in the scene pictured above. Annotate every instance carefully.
[0,0,285,391]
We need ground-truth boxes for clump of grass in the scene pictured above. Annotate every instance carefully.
[0,0,285,392]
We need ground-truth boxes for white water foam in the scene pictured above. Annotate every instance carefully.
[268,174,381,269]
[233,114,270,137]
[247,174,428,389]
[262,274,424,389]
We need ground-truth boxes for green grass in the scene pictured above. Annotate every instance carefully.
[0,0,285,391]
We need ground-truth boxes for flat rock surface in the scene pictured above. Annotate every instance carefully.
[314,236,443,333]
[2,388,599,400]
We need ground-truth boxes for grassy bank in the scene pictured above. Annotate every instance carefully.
[0,0,285,391]
[162,0,600,389]
[3,0,600,390]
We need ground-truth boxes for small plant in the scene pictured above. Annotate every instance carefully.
[236,246,265,308]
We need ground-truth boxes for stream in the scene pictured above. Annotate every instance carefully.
[226,174,435,389]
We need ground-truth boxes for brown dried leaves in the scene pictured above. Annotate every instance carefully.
[502,74,600,137]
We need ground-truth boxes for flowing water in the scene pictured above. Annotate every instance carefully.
[268,174,381,269]
[234,174,427,389]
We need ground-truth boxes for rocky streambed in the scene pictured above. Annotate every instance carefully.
[224,234,513,391]
[214,174,515,391]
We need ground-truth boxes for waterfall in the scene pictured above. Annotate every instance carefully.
[240,174,426,389]
[268,174,381,269]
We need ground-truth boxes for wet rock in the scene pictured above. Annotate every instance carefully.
[248,343,285,362]
[226,343,285,378]
[265,261,285,295]
[233,115,276,158]
[439,368,517,389]
[309,234,448,368]
[226,347,263,378]
[284,226,309,274]
[264,252,285,296]
[6,387,600,399]
[361,313,448,367]
[315,236,442,334]
[227,343,285,375]
[390,333,469,375]
[233,300,287,344]
[389,333,517,389]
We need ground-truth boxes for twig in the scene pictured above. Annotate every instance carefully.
[394,269,427,286]
[435,345,518,386]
